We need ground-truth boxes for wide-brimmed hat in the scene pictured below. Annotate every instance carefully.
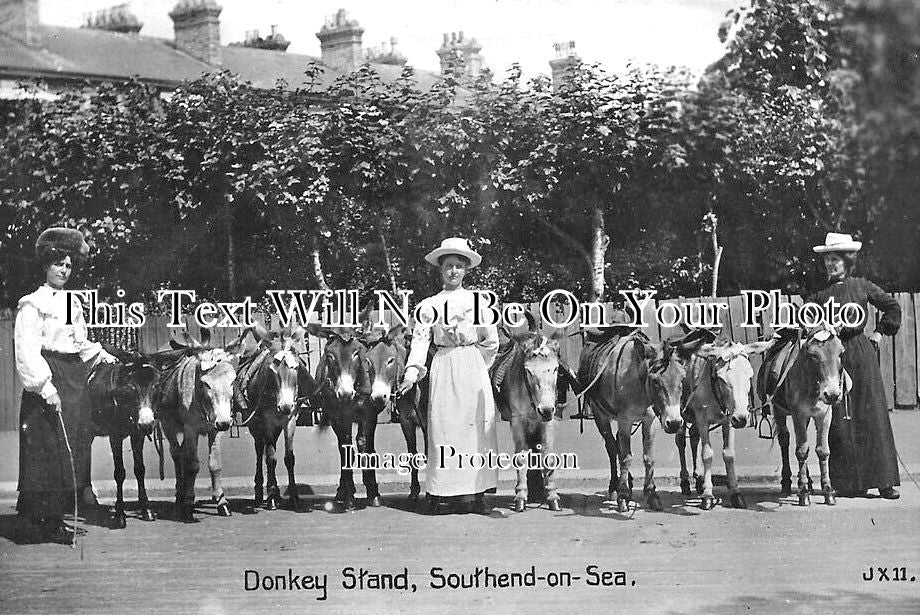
[813,232,862,254]
[424,237,482,268]
[35,227,90,262]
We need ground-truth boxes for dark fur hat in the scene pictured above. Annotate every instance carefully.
[35,227,90,263]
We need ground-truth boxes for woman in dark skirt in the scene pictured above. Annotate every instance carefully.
[809,232,901,499]
[14,227,116,542]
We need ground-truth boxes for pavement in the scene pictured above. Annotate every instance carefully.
[1,411,919,500]
[1,412,920,613]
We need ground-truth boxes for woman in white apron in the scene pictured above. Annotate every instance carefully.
[398,238,499,514]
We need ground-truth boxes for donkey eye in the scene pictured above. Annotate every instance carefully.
[386,358,395,365]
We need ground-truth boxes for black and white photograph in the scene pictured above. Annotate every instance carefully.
[1,0,919,612]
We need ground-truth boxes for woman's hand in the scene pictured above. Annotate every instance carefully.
[45,393,62,414]
[869,331,882,348]
[398,367,419,396]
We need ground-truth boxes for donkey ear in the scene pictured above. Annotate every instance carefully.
[178,358,197,410]
[306,322,326,339]
[742,339,775,356]
[199,327,212,347]
[524,311,538,333]
[291,326,305,344]
[385,323,405,342]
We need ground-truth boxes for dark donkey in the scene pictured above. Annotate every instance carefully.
[757,324,847,506]
[494,318,567,512]
[579,328,711,513]
[155,329,242,522]
[235,324,315,511]
[363,322,430,503]
[87,345,159,528]
[308,322,378,511]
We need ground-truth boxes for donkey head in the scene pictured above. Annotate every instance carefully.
[642,329,717,434]
[251,323,305,414]
[309,323,368,403]
[501,313,564,422]
[363,323,407,411]
[801,324,846,405]
[694,339,775,428]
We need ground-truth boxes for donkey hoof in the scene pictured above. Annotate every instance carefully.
[730,493,747,509]
[408,491,420,503]
[616,498,629,513]
[700,496,714,511]
[140,508,155,522]
[606,491,617,503]
[680,479,692,497]
[176,507,197,523]
[780,482,792,497]
[646,492,663,512]
[368,495,383,508]
[265,496,278,511]
[547,499,561,512]
[110,512,127,530]
[695,474,705,495]
[824,490,836,506]
[217,503,232,517]
[798,493,811,507]
[514,499,526,513]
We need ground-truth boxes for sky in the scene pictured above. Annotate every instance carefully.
[39,0,738,78]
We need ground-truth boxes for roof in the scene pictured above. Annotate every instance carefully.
[0,25,444,92]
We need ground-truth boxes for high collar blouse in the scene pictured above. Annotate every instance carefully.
[14,284,105,401]
[405,287,499,380]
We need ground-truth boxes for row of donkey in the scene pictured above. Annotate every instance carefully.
[86,310,846,527]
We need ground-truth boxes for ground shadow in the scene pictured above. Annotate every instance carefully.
[667,588,920,615]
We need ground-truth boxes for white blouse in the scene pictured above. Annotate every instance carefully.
[15,284,111,401]
[404,287,499,382]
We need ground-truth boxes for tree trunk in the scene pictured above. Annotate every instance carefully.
[226,205,237,297]
[709,211,722,298]
[589,205,609,302]
[379,227,398,295]
[311,237,332,292]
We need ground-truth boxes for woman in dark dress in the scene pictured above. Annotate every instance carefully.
[809,232,901,499]
[14,228,116,542]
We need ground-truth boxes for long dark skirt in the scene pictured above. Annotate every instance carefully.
[17,351,92,521]
[828,335,900,492]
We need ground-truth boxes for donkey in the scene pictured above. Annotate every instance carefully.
[494,321,566,512]
[154,329,241,522]
[757,325,847,506]
[87,347,159,528]
[308,322,378,511]
[580,328,711,513]
[362,322,431,503]
[681,337,775,510]
[236,324,315,511]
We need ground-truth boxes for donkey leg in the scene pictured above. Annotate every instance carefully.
[400,417,421,502]
[208,431,230,517]
[698,419,716,510]
[130,433,154,521]
[252,429,265,507]
[676,423,692,496]
[594,411,619,501]
[792,414,812,507]
[283,415,300,510]
[264,430,281,510]
[332,415,356,509]
[110,435,128,529]
[615,419,633,513]
[776,412,793,496]
[178,430,199,522]
[361,414,382,507]
[511,418,528,512]
[641,411,662,512]
[723,423,745,509]
[815,407,835,506]
[690,423,704,495]
[543,423,560,511]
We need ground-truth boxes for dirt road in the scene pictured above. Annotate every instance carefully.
[1,482,919,614]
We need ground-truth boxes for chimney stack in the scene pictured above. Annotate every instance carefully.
[316,9,364,71]
[83,3,143,35]
[0,0,39,45]
[169,0,223,65]
[436,30,485,79]
[549,41,579,90]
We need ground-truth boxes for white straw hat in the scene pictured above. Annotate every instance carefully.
[813,232,862,253]
[424,237,482,268]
